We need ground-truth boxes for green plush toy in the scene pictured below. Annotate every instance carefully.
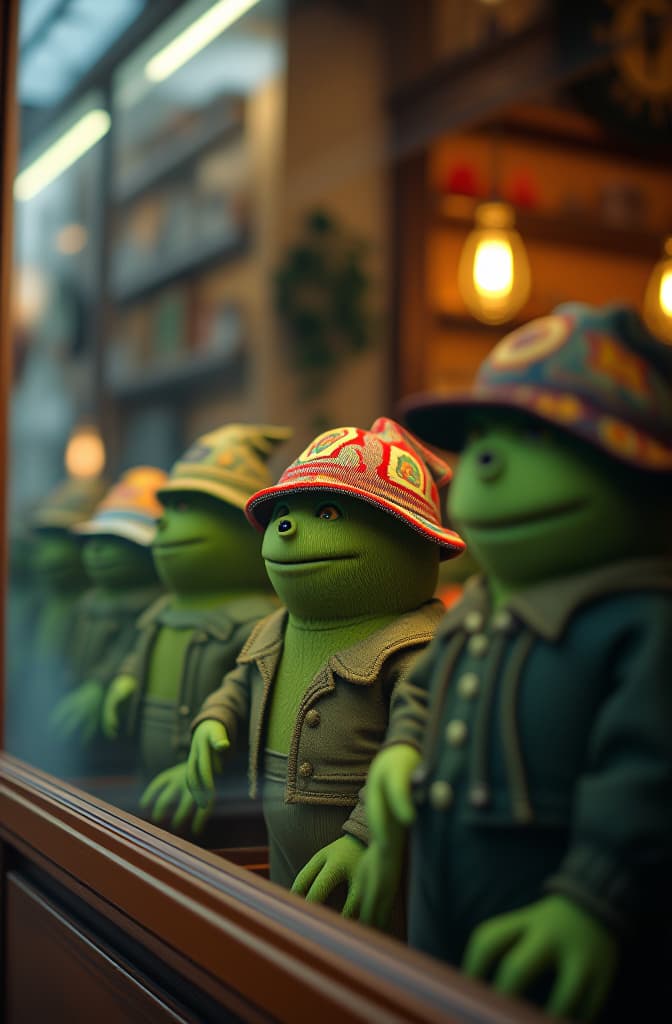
[186,418,465,908]
[357,305,672,1021]
[28,479,107,691]
[49,467,167,754]
[8,477,107,765]
[101,425,290,835]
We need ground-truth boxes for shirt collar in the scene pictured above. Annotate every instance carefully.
[448,558,672,642]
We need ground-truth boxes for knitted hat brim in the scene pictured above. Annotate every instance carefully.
[72,518,156,547]
[157,477,250,511]
[401,388,672,474]
[246,481,466,560]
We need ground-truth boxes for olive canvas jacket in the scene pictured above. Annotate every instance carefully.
[191,600,445,845]
[69,585,164,688]
[119,593,278,759]
[391,557,672,935]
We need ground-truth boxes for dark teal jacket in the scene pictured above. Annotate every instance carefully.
[389,558,672,939]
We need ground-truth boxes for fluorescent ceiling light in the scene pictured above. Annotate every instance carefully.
[145,0,260,82]
[14,108,111,201]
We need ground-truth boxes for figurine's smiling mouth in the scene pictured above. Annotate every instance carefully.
[462,499,587,530]
[153,538,205,550]
[265,555,356,568]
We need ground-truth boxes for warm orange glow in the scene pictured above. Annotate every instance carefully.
[55,223,88,255]
[659,269,672,317]
[13,265,49,329]
[65,425,106,480]
[643,237,672,344]
[473,238,514,299]
[458,202,531,325]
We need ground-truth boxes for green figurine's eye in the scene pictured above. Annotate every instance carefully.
[273,503,290,520]
[316,503,342,521]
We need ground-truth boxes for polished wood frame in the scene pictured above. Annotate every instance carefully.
[0,758,545,1023]
[0,4,547,1020]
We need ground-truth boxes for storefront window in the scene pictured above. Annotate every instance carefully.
[5,3,672,1018]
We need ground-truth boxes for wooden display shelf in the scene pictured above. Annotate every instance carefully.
[110,232,249,304]
[435,194,663,260]
[106,348,245,401]
[433,311,525,334]
[0,755,546,1024]
[113,101,244,205]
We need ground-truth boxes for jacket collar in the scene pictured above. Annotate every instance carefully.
[238,600,445,682]
[444,558,672,642]
[144,596,237,640]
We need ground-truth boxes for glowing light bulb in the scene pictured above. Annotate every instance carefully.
[458,202,531,325]
[65,425,106,480]
[643,237,672,344]
[658,269,672,317]
[473,238,514,299]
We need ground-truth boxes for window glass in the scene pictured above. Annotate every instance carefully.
[6,3,672,1014]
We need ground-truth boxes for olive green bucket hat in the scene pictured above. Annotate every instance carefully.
[158,424,293,509]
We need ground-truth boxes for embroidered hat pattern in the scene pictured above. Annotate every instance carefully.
[402,303,672,473]
[245,417,465,558]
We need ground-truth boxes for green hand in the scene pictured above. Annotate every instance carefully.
[140,761,211,835]
[354,828,406,930]
[186,720,230,808]
[291,834,365,917]
[101,674,138,739]
[463,895,620,1021]
[365,743,421,840]
[355,744,420,927]
[49,680,104,744]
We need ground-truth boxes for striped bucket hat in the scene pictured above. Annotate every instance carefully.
[73,466,168,546]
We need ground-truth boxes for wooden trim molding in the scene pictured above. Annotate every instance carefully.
[0,755,544,1024]
[0,0,19,751]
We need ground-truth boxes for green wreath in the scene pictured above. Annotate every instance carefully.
[274,209,374,395]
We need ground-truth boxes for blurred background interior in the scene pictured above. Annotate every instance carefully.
[3,2,672,1017]
[10,0,672,529]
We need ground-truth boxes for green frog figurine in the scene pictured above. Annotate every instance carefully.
[358,305,672,1021]
[30,476,107,681]
[9,477,107,763]
[102,425,290,834]
[186,418,465,909]
[49,467,168,761]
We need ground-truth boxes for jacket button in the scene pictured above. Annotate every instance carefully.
[469,783,490,808]
[445,720,468,747]
[305,709,321,728]
[299,761,313,778]
[457,672,479,699]
[178,704,190,717]
[468,634,489,657]
[429,781,454,810]
[492,609,514,631]
[464,610,484,633]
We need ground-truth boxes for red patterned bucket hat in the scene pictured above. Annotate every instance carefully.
[245,417,465,559]
[402,303,672,473]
